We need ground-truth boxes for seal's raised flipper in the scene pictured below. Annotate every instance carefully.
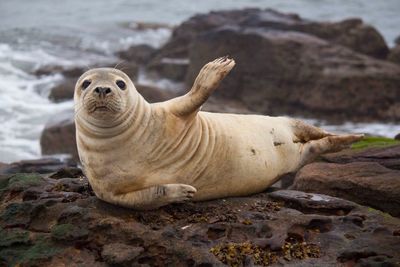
[102,184,197,210]
[299,134,364,166]
[168,56,235,117]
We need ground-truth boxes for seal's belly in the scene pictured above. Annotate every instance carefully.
[189,113,302,200]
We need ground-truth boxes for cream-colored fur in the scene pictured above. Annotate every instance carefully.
[74,57,363,210]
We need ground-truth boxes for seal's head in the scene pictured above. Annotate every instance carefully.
[74,68,136,123]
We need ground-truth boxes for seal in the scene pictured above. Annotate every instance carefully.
[74,57,363,210]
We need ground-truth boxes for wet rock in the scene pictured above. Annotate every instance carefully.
[147,57,189,81]
[101,243,144,265]
[1,170,399,266]
[118,44,156,64]
[40,109,78,162]
[48,78,76,102]
[291,161,400,216]
[186,26,400,122]
[0,158,75,175]
[395,133,400,140]
[388,43,400,65]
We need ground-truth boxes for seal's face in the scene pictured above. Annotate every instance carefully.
[74,68,134,121]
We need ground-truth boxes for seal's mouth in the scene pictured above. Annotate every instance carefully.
[93,106,110,112]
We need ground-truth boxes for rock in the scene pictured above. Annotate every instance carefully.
[51,223,89,242]
[101,243,144,265]
[118,44,156,64]
[322,144,400,170]
[291,161,400,216]
[186,26,400,122]
[1,171,399,266]
[153,8,388,64]
[136,84,177,103]
[48,78,76,102]
[395,133,400,140]
[0,158,75,175]
[147,57,189,81]
[40,109,78,162]
[388,44,400,65]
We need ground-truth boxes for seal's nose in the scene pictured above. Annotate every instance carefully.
[94,87,112,97]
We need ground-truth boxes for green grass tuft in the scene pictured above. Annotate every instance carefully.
[351,136,399,150]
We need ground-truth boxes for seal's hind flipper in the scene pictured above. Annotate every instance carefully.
[299,134,364,166]
[291,119,333,143]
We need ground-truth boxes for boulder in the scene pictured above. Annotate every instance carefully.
[1,172,400,266]
[147,57,189,81]
[291,151,400,216]
[186,26,400,121]
[40,109,78,162]
[152,8,388,64]
[388,44,400,65]
[117,44,156,64]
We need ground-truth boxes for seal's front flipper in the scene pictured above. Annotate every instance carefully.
[101,184,197,210]
[168,56,235,117]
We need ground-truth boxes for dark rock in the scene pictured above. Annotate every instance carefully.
[147,57,189,81]
[153,8,388,64]
[395,133,400,140]
[0,158,75,175]
[40,109,78,162]
[1,169,399,266]
[136,84,177,103]
[388,44,400,65]
[48,78,76,102]
[186,26,400,122]
[118,44,156,64]
[322,145,400,170]
[101,243,144,265]
[51,223,89,242]
[291,161,400,216]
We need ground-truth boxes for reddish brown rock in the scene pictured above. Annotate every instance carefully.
[152,8,388,65]
[186,26,400,122]
[291,161,400,216]
[1,171,400,266]
[40,110,78,162]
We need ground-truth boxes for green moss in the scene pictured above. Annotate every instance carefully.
[7,173,43,190]
[51,224,89,241]
[351,136,399,150]
[0,227,30,247]
[0,236,62,266]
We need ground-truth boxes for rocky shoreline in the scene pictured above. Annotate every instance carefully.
[1,8,400,266]
[1,143,400,266]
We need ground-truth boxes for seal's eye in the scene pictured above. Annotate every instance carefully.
[116,80,126,90]
[82,80,91,90]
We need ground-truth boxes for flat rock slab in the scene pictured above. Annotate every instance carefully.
[1,173,399,266]
[292,145,400,217]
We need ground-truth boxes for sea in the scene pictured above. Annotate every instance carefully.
[0,0,399,163]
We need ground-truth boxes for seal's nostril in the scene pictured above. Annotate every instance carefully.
[94,87,111,96]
